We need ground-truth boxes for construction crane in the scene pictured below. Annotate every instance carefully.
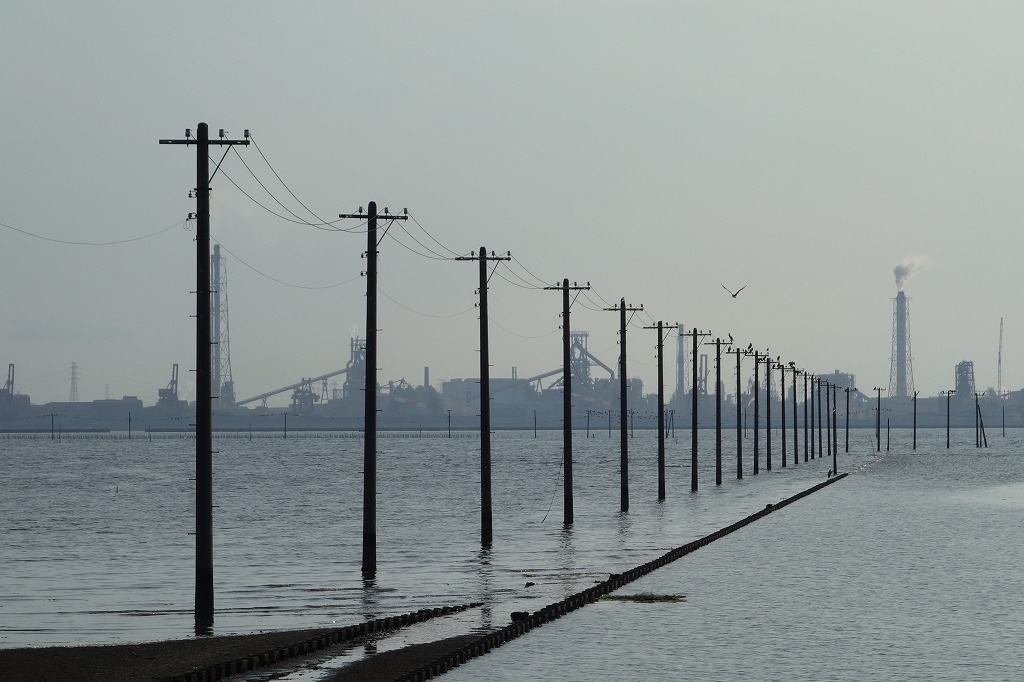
[157,364,180,408]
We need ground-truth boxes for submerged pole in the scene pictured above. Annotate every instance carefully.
[753,351,760,475]
[561,279,574,525]
[780,363,787,468]
[735,349,742,480]
[619,299,629,511]
[715,338,722,486]
[691,331,699,491]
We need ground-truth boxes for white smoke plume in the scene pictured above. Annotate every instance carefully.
[894,255,930,291]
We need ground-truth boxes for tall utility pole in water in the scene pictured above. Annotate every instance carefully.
[340,203,409,574]
[684,329,711,490]
[160,123,249,631]
[644,321,676,501]
[457,247,510,544]
[546,279,590,524]
[604,299,643,511]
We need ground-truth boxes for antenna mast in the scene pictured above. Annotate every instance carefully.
[998,317,1004,396]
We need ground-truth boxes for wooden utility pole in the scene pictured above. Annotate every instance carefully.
[683,329,710,490]
[457,248,510,543]
[644,321,676,500]
[160,123,249,631]
[605,299,643,510]
[340,202,409,575]
[546,279,590,524]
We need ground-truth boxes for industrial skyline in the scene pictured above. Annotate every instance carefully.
[3,3,1022,405]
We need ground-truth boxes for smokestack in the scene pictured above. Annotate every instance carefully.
[895,291,907,397]
[888,290,915,398]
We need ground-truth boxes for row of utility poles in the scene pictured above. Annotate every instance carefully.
[163,121,852,633]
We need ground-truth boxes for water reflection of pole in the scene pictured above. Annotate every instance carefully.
[360,576,380,655]
[477,547,494,631]
[912,390,918,450]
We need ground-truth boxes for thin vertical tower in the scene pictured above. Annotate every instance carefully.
[675,323,686,409]
[211,244,235,406]
[998,317,1003,396]
[69,362,79,402]
[888,290,914,398]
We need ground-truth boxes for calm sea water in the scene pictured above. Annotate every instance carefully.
[2,428,1021,679]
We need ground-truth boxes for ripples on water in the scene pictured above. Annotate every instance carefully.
[447,431,1024,681]
[3,429,1022,680]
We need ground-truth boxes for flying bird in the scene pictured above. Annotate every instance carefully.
[721,284,747,298]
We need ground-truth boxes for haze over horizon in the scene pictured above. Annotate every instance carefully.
[3,2,1022,407]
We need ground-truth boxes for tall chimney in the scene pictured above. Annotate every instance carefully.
[888,290,914,398]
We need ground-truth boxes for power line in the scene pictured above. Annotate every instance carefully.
[508,253,551,288]
[217,161,365,232]
[406,212,461,257]
[213,238,361,290]
[498,262,545,290]
[0,218,186,246]
[387,221,456,260]
[488,315,559,339]
[248,134,336,227]
[377,286,473,319]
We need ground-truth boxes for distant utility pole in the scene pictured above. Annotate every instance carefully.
[790,365,799,465]
[159,122,249,632]
[684,329,711,490]
[339,202,408,574]
[779,362,786,468]
[644,321,677,500]
[604,298,643,511]
[744,348,760,476]
[457,247,511,543]
[729,346,743,480]
[545,279,590,524]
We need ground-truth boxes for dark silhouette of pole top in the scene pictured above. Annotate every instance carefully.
[721,283,747,298]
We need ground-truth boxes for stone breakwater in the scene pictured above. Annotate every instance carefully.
[396,473,849,681]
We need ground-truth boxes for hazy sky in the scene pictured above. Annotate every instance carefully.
[3,2,1023,406]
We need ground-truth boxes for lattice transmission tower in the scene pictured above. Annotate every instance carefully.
[888,290,915,398]
[69,362,80,402]
[212,244,235,406]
